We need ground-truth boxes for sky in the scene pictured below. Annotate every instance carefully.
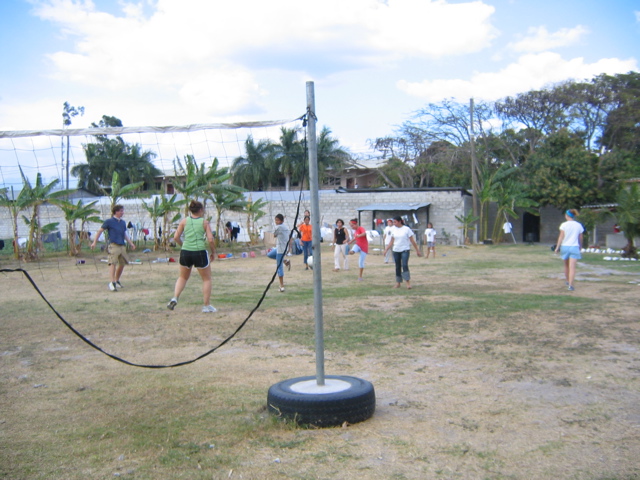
[0,0,638,189]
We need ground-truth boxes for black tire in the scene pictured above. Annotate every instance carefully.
[267,375,375,427]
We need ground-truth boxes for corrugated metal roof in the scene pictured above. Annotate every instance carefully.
[357,202,431,212]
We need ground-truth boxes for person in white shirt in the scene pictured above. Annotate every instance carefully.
[424,223,436,258]
[382,219,394,264]
[554,209,584,291]
[383,216,422,289]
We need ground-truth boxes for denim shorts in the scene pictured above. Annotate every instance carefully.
[560,245,581,260]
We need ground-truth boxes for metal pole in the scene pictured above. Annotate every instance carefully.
[306,81,325,385]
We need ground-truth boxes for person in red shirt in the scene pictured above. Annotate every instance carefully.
[348,218,368,281]
[297,215,313,270]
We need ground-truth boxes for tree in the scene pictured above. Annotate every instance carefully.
[142,194,184,251]
[0,187,30,258]
[243,195,268,245]
[271,127,305,191]
[59,200,101,256]
[609,183,640,259]
[18,168,74,260]
[102,171,145,210]
[231,136,274,191]
[524,130,602,208]
[495,89,569,155]
[315,126,352,185]
[62,102,84,191]
[72,115,161,194]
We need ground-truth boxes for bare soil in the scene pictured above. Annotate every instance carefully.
[1,245,639,480]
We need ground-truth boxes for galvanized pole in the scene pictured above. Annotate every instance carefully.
[306,81,325,385]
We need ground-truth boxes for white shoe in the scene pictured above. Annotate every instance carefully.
[279,286,285,292]
[108,282,117,292]
[167,298,178,310]
[202,305,217,313]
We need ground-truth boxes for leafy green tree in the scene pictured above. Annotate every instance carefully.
[315,126,352,185]
[609,183,640,258]
[524,130,602,208]
[72,115,161,194]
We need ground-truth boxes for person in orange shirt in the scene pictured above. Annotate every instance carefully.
[297,215,313,270]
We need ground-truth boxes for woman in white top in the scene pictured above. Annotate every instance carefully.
[383,216,422,289]
[554,209,584,291]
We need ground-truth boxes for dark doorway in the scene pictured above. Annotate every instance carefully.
[522,212,540,243]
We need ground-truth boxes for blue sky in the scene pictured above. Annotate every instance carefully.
[0,0,638,189]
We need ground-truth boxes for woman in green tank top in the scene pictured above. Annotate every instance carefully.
[166,200,218,313]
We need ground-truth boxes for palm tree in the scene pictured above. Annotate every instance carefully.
[490,178,539,243]
[231,136,274,191]
[206,190,246,245]
[271,127,305,191]
[315,126,351,185]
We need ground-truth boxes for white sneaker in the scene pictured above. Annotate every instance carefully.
[108,282,117,292]
[167,298,178,310]
[202,305,218,313]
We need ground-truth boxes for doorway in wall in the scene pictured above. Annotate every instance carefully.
[522,212,540,243]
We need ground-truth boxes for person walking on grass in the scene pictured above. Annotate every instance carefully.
[267,213,291,292]
[297,215,313,270]
[348,218,368,281]
[333,218,350,271]
[167,200,218,313]
[91,204,136,292]
[424,222,437,259]
[554,209,584,291]
[384,216,422,289]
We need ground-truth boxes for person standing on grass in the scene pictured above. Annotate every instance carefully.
[348,218,368,281]
[554,209,584,291]
[267,213,291,292]
[297,215,313,270]
[167,200,218,313]
[382,219,394,264]
[384,216,422,289]
[333,218,350,271]
[91,204,136,292]
[424,222,437,259]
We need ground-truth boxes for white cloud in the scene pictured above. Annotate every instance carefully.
[31,0,498,115]
[397,52,638,102]
[508,25,589,53]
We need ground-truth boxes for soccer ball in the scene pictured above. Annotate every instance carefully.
[307,255,313,270]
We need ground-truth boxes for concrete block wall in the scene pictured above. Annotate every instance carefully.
[0,189,470,247]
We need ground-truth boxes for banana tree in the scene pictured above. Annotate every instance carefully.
[0,186,30,258]
[18,168,74,260]
[59,200,101,256]
[243,195,268,245]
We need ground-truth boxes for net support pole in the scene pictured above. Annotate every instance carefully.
[307,81,325,386]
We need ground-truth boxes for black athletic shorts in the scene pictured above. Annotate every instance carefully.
[179,249,210,269]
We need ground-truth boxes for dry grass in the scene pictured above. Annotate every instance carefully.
[1,244,640,480]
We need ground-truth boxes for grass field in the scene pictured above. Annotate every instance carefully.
[1,243,639,479]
